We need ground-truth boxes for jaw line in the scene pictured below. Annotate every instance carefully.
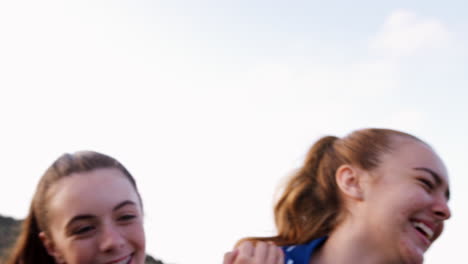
[399,238,426,264]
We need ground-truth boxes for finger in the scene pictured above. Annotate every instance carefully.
[264,243,279,264]
[223,251,234,264]
[237,241,254,258]
[253,241,268,262]
[263,242,283,264]
[223,249,239,264]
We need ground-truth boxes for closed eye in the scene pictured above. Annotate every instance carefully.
[419,178,434,190]
[73,225,95,235]
[118,214,137,221]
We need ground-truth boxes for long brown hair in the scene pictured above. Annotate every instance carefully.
[5,151,142,264]
[241,128,422,246]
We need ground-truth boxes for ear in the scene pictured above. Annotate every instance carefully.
[39,231,66,264]
[335,164,364,201]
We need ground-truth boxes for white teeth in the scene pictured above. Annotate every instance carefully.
[412,221,434,240]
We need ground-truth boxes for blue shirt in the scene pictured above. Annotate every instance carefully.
[281,237,327,264]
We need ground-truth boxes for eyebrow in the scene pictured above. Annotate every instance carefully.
[65,200,138,229]
[113,200,137,211]
[413,167,450,200]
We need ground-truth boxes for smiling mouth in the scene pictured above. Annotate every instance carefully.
[411,221,434,241]
[108,254,133,264]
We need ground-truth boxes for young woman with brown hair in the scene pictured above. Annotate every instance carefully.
[224,128,451,264]
[6,151,146,264]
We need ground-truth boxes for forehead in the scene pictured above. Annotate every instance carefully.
[382,138,449,182]
[46,168,140,224]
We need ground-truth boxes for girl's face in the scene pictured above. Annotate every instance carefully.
[40,168,146,264]
[360,138,450,264]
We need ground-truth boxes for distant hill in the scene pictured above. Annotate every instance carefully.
[0,215,21,258]
[0,215,165,264]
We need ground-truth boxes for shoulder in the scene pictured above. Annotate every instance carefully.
[281,237,327,264]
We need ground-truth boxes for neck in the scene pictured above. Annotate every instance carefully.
[310,219,398,264]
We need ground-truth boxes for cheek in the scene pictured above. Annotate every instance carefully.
[386,185,431,212]
[126,223,146,263]
[61,240,97,264]
[367,191,426,227]
[132,224,146,249]
[404,190,432,212]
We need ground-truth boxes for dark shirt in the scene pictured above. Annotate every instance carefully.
[281,237,327,264]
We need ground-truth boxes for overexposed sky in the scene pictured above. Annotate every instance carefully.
[0,1,467,263]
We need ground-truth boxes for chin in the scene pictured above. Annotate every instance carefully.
[401,253,424,264]
[399,239,425,264]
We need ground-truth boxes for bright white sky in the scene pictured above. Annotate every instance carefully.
[0,1,467,263]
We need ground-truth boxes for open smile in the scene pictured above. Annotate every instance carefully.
[410,220,435,248]
[412,221,434,240]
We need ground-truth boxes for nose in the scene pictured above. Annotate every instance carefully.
[99,223,125,253]
[433,195,451,220]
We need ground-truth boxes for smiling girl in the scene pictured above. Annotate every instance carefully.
[224,128,451,264]
[6,151,146,264]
